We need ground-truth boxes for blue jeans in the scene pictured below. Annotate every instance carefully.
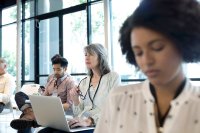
[15,92,32,133]
[38,127,94,133]
[17,128,32,133]
[15,91,30,111]
[0,102,5,113]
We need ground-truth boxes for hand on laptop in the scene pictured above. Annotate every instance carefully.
[68,117,93,128]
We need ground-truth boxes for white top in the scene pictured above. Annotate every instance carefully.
[72,71,121,124]
[94,79,200,133]
[0,73,15,104]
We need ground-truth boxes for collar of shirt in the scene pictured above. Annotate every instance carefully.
[142,79,192,106]
[54,73,69,84]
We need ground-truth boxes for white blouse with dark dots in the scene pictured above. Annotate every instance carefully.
[94,79,200,133]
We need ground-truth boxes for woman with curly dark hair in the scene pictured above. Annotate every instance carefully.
[94,0,200,133]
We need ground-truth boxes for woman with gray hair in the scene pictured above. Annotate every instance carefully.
[39,43,121,133]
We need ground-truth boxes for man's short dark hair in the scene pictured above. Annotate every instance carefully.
[51,54,61,62]
[119,0,200,67]
[51,54,68,68]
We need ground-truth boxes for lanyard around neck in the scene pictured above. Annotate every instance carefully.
[88,75,103,109]
[54,75,69,89]
[46,75,68,89]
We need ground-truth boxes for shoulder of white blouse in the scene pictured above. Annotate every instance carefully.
[187,82,200,98]
[114,81,145,92]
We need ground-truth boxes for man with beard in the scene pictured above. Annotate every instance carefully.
[10,54,76,132]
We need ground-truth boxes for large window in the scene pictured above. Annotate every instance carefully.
[91,2,104,45]
[25,0,35,19]
[38,17,59,85]
[63,11,87,74]
[1,3,36,84]
[1,0,200,87]
[2,6,17,25]
[184,63,200,78]
[1,24,17,77]
[111,0,141,80]
[24,20,35,81]
[37,0,86,15]
[111,0,200,81]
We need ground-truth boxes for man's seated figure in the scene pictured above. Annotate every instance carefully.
[0,58,16,113]
[10,54,76,132]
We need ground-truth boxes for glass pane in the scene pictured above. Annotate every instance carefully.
[39,77,49,86]
[90,0,101,2]
[111,0,141,79]
[25,0,35,18]
[1,24,17,77]
[91,2,104,45]
[191,81,200,86]
[184,63,200,78]
[2,6,17,25]
[111,0,200,80]
[24,20,35,80]
[39,17,59,76]
[37,0,86,15]
[63,11,87,74]
[62,0,86,8]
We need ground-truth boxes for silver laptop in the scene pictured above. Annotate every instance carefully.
[29,95,95,132]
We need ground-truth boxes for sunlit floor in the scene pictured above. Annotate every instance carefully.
[0,108,21,133]
[0,108,45,133]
